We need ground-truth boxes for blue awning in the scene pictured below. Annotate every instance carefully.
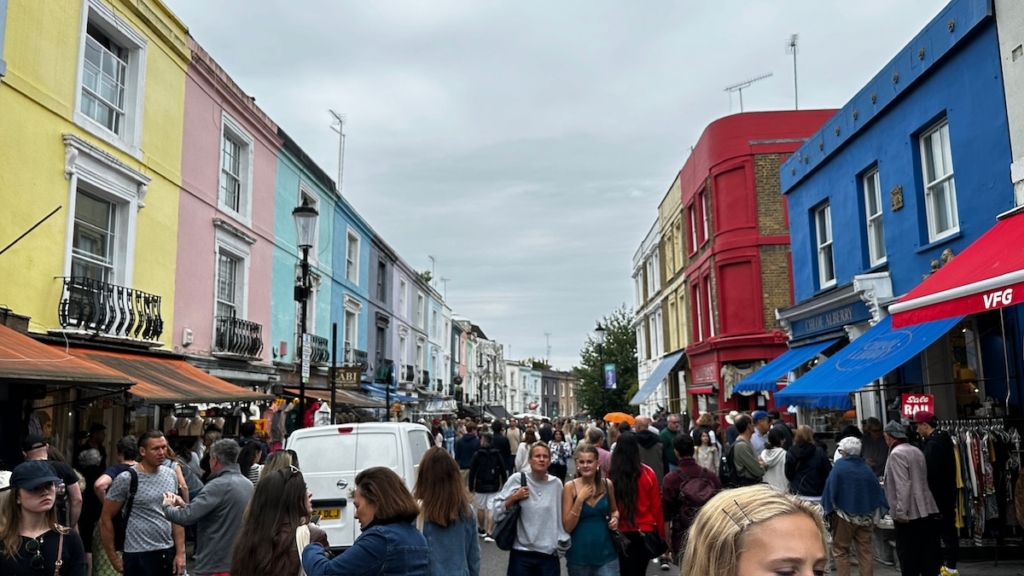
[629,351,685,405]
[733,338,840,394]
[774,315,962,410]
[360,383,419,403]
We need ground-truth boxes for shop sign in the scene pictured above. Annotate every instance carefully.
[791,301,872,340]
[334,367,361,388]
[604,363,617,389]
[901,393,934,418]
[692,362,717,384]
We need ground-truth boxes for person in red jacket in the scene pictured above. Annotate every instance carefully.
[610,432,666,576]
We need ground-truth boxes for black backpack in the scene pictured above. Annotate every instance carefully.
[719,444,741,488]
[112,468,139,552]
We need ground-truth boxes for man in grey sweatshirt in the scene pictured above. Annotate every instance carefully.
[161,439,254,576]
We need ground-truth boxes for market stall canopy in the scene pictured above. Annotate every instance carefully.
[485,404,511,421]
[890,211,1024,328]
[0,325,132,387]
[77,348,271,403]
[283,387,383,408]
[629,351,685,405]
[732,338,840,394]
[773,315,962,410]
[359,383,419,403]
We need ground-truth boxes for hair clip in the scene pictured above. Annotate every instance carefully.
[733,499,753,523]
[721,500,754,529]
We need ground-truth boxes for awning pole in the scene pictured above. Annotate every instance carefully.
[1001,308,1012,409]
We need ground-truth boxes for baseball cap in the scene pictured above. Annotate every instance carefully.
[883,420,907,439]
[21,434,47,452]
[912,411,935,425]
[752,410,769,422]
[9,461,61,491]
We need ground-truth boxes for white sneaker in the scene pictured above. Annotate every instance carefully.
[483,535,495,543]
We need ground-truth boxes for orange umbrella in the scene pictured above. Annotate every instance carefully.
[603,412,636,426]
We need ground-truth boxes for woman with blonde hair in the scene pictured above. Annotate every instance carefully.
[681,484,828,576]
[413,447,480,576]
[514,429,538,473]
[259,450,294,480]
[0,461,87,575]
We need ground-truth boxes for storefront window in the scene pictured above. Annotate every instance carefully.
[950,319,982,417]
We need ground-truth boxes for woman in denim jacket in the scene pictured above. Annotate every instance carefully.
[414,447,481,576]
[302,467,428,576]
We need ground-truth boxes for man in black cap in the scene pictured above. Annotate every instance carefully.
[74,422,108,469]
[915,411,959,576]
[22,433,83,529]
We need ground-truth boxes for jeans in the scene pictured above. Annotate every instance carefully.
[616,531,651,576]
[938,500,959,569]
[122,547,174,576]
[507,549,560,576]
[894,517,941,576]
[833,516,874,576]
[567,560,620,576]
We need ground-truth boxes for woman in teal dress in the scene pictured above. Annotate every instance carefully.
[561,445,620,576]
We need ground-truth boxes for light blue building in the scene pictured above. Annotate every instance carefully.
[752,0,1018,430]
[331,196,373,374]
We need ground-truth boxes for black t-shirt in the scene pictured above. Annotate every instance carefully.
[0,530,88,576]
[46,461,78,526]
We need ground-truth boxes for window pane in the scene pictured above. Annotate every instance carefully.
[217,254,238,306]
[821,245,835,282]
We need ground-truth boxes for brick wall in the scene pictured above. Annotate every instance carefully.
[756,154,789,236]
[759,244,792,331]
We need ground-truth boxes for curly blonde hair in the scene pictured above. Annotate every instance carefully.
[680,484,827,576]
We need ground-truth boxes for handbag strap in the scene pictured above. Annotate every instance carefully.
[294,524,311,576]
[54,530,65,576]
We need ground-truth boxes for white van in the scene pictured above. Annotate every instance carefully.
[285,422,433,550]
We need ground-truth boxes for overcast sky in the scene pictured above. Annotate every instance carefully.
[166,0,949,371]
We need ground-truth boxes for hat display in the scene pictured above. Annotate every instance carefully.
[883,420,907,439]
[912,411,935,425]
[751,410,769,422]
[9,461,61,491]
[725,410,740,425]
[21,434,46,452]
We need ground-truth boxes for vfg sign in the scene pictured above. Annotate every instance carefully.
[901,393,934,419]
[983,288,1014,310]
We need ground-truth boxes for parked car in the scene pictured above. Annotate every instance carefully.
[286,422,433,550]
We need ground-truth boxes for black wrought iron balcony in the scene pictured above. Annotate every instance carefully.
[58,276,163,341]
[420,370,430,386]
[353,349,368,370]
[374,359,394,382]
[309,334,330,365]
[213,315,263,359]
[403,364,415,382]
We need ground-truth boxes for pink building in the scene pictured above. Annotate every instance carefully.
[172,38,281,384]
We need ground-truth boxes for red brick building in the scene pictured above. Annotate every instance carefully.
[681,111,835,423]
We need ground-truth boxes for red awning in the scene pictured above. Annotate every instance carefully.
[686,386,715,395]
[890,211,1024,328]
[0,325,132,387]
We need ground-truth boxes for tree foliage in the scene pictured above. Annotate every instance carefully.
[524,357,551,370]
[573,305,639,418]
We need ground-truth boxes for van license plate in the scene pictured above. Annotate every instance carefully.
[313,508,341,520]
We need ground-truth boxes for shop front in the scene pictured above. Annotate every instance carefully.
[629,350,685,414]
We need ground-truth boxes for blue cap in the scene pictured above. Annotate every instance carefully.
[752,410,769,422]
[9,461,61,491]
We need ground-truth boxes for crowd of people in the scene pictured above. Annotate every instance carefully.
[0,408,962,576]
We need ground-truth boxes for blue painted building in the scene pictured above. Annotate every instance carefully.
[764,0,1018,428]
[270,130,337,374]
[0,0,8,79]
[331,195,373,371]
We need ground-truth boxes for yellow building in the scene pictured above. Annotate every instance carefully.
[657,174,689,415]
[0,0,189,346]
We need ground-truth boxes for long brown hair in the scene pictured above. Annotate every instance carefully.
[355,467,419,523]
[413,447,473,527]
[0,487,61,558]
[230,467,309,576]
[573,444,606,497]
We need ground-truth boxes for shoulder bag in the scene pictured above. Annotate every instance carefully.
[53,530,65,576]
[295,524,311,576]
[493,472,527,551]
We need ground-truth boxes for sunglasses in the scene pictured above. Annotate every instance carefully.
[24,537,44,571]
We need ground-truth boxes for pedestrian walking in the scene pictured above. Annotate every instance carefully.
[259,449,297,480]
[492,442,569,576]
[610,433,666,576]
[91,435,137,576]
[662,434,721,569]
[760,428,789,492]
[681,484,829,576]
[74,448,104,575]
[585,427,612,478]
[634,417,665,485]
[786,425,831,500]
[455,422,481,486]
[100,430,185,576]
[468,433,507,540]
[302,467,429,576]
[860,417,888,476]
[0,461,88,576]
[729,415,765,486]
[883,420,941,576]
[160,439,253,576]
[768,410,794,450]
[21,435,82,530]
[914,411,959,576]
[413,447,481,576]
[750,411,771,455]
[443,420,456,456]
[548,430,573,483]
[821,437,888,576]
[237,442,263,486]
[74,423,108,470]
[694,430,719,473]
[562,444,620,576]
[230,465,329,576]
[515,429,538,473]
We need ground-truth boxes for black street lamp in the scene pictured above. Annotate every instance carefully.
[293,199,319,429]
[594,322,606,388]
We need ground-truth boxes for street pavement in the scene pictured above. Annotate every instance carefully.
[478,538,673,575]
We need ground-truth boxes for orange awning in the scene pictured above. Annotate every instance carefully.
[75,348,271,404]
[0,324,132,387]
[283,387,383,408]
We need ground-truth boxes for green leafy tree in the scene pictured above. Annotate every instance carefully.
[524,357,551,370]
[573,305,638,417]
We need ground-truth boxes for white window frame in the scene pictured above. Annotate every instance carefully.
[345,227,360,284]
[863,169,887,266]
[217,113,254,225]
[399,278,408,319]
[705,276,715,337]
[634,274,642,308]
[815,203,836,289]
[73,0,147,159]
[212,224,252,326]
[652,251,661,289]
[416,292,425,330]
[431,309,439,341]
[399,331,408,370]
[635,326,646,361]
[343,295,361,358]
[701,189,711,242]
[689,205,698,253]
[919,121,959,242]
[646,260,655,297]
[298,186,319,265]
[694,284,704,342]
[62,134,149,288]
